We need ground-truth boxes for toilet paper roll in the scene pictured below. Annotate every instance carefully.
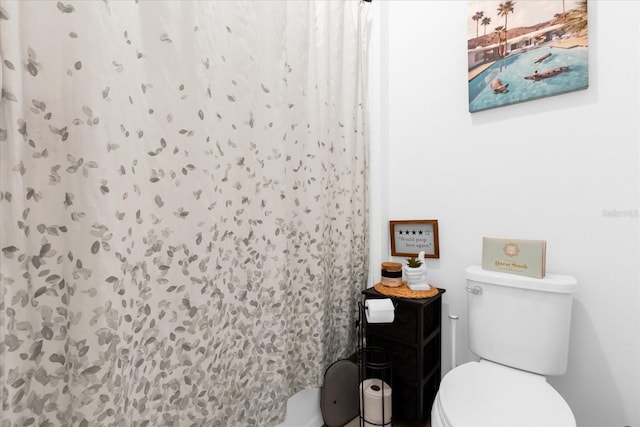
[365,299,394,324]
[359,378,392,426]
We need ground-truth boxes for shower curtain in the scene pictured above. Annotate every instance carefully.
[0,1,368,425]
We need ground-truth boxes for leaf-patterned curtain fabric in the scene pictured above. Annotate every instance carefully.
[0,1,368,425]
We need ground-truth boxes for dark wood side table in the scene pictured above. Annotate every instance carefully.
[362,287,445,425]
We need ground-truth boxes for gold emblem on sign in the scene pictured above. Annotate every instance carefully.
[503,242,520,257]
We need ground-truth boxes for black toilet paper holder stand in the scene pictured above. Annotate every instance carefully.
[357,301,393,427]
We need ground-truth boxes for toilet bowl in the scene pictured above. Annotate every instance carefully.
[431,360,575,427]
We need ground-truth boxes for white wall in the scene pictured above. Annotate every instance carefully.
[370,1,640,426]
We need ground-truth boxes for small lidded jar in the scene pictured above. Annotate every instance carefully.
[380,262,403,287]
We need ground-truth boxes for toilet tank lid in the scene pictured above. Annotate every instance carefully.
[466,265,577,294]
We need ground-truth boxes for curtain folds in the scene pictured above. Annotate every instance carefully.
[0,1,368,425]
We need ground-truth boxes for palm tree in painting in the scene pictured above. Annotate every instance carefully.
[494,25,506,57]
[562,1,588,35]
[472,11,484,39]
[497,1,515,54]
[481,16,492,36]
[497,1,515,30]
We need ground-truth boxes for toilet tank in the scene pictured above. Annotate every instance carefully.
[465,265,578,376]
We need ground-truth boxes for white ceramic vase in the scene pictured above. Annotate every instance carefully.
[404,251,431,291]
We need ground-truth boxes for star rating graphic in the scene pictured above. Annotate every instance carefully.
[397,229,430,235]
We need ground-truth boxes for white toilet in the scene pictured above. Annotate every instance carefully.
[431,265,578,427]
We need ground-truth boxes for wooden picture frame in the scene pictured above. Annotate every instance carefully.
[390,220,439,258]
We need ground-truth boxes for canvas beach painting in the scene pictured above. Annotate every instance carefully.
[468,1,588,112]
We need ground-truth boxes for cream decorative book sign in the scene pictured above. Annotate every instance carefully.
[481,237,546,278]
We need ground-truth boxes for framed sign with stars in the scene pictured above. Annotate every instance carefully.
[389,219,440,258]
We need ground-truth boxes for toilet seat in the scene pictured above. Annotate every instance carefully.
[434,361,576,427]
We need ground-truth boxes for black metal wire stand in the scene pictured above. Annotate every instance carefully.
[357,301,393,427]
